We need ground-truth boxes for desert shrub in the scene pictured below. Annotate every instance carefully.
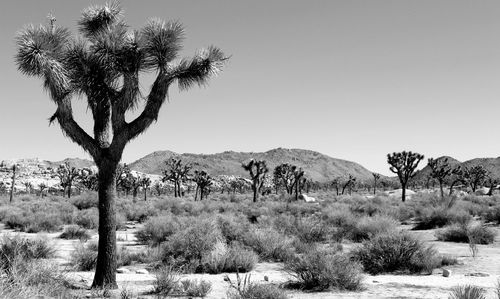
[202,242,258,274]
[180,279,212,297]
[118,247,162,266]
[439,255,459,266]
[161,218,223,271]
[135,215,181,246]
[350,215,398,242]
[321,206,358,241]
[0,259,73,299]
[0,235,55,272]
[153,266,180,296]
[26,212,63,233]
[292,216,329,243]
[448,285,486,299]
[242,228,293,262]
[436,223,496,244]
[483,205,500,224]
[226,273,289,299]
[71,192,98,210]
[413,207,472,230]
[284,249,363,291]
[353,231,440,275]
[59,225,91,241]
[3,208,63,233]
[70,241,147,270]
[217,213,250,244]
[74,208,99,229]
[119,201,158,222]
[70,241,98,271]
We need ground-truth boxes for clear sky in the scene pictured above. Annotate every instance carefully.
[1,1,500,176]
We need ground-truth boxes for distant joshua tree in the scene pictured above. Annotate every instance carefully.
[447,166,466,196]
[193,170,212,201]
[38,183,48,198]
[23,181,33,194]
[341,174,356,195]
[15,1,227,287]
[292,167,305,200]
[427,157,452,198]
[56,162,81,198]
[387,151,424,202]
[163,158,192,197]
[242,159,268,202]
[372,173,380,195]
[139,176,151,201]
[9,164,18,202]
[80,168,99,191]
[464,165,488,193]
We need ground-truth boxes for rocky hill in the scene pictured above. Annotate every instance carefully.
[414,156,500,181]
[129,148,379,182]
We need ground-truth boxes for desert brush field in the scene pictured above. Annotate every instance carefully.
[1,191,500,299]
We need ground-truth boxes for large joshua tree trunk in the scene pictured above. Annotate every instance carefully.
[92,157,118,288]
[401,184,407,202]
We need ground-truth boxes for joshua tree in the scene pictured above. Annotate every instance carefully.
[486,175,498,196]
[242,159,268,202]
[23,181,33,194]
[80,168,99,191]
[427,157,452,199]
[341,174,356,195]
[464,165,488,193]
[9,164,18,202]
[193,170,212,201]
[387,151,424,202]
[273,163,296,195]
[163,158,192,197]
[372,173,380,195]
[139,176,151,201]
[15,2,226,288]
[448,166,466,195]
[153,181,163,196]
[56,162,81,198]
[292,167,305,200]
[38,183,48,198]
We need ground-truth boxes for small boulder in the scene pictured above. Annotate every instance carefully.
[136,269,149,275]
[264,275,269,281]
[443,269,451,277]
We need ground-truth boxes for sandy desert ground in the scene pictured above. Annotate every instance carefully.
[2,222,499,299]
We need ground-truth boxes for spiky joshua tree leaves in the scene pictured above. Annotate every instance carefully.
[15,2,227,288]
[242,159,268,202]
[387,151,424,202]
[427,158,452,199]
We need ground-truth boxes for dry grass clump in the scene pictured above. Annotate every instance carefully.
[353,231,440,275]
[350,215,398,242]
[448,285,486,299]
[74,208,99,229]
[0,235,73,299]
[59,225,91,241]
[413,207,471,230]
[135,215,181,246]
[436,222,496,244]
[226,273,289,299]
[242,227,293,262]
[284,248,363,291]
[202,242,258,274]
[160,218,223,271]
[179,279,212,297]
